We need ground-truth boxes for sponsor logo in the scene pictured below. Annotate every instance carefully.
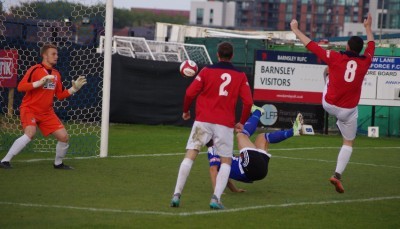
[0,58,13,78]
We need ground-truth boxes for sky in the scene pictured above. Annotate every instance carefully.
[113,0,205,10]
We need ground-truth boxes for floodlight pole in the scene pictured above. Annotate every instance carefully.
[100,0,113,158]
[379,0,384,44]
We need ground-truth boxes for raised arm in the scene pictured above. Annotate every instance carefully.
[364,13,374,42]
[290,19,312,46]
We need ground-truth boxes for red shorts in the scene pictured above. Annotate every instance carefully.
[20,108,65,137]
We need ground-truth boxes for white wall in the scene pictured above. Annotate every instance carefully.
[190,1,236,27]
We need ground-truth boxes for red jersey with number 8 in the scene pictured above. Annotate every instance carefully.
[183,61,253,128]
[307,41,375,108]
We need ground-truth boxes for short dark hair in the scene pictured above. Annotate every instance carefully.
[347,36,364,54]
[40,43,57,56]
[217,42,233,60]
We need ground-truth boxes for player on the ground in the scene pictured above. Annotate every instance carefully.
[170,42,253,210]
[0,43,87,170]
[290,13,375,193]
[207,106,303,192]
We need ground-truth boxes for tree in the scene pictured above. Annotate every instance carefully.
[9,2,188,30]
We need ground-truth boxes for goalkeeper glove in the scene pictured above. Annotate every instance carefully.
[69,76,87,94]
[32,75,55,88]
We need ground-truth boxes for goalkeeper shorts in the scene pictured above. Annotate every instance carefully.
[21,108,65,136]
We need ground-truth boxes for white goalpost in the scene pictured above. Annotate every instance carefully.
[100,0,113,157]
[0,0,112,157]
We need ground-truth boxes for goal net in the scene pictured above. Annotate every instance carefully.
[99,36,213,65]
[0,0,106,156]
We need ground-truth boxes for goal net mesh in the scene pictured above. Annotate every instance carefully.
[0,0,105,156]
[106,36,212,64]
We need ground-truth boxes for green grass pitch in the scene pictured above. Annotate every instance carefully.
[0,124,399,228]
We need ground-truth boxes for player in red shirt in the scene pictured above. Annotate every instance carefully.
[290,13,375,193]
[171,42,253,209]
[0,43,87,170]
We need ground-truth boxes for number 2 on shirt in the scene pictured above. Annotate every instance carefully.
[219,73,231,96]
[344,60,357,82]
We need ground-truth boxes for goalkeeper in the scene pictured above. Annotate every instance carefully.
[207,106,303,192]
[0,43,87,169]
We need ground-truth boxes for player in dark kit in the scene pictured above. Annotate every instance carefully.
[207,105,303,192]
[291,13,375,193]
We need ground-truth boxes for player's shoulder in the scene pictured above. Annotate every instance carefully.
[28,63,43,71]
[207,61,244,74]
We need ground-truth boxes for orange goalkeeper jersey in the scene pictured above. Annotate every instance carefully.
[18,63,71,113]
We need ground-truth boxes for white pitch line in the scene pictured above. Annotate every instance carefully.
[15,146,400,169]
[182,196,400,216]
[1,196,399,216]
[273,156,400,169]
[0,201,174,216]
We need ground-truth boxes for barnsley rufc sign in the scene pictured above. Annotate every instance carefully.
[253,50,326,104]
[0,49,18,88]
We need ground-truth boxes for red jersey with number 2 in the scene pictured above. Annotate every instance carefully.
[183,61,253,128]
[307,41,375,108]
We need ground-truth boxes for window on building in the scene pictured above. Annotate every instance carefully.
[287,4,293,13]
[391,15,400,29]
[306,14,311,23]
[196,8,204,25]
[317,6,325,14]
[209,18,213,25]
[378,13,387,29]
[285,13,292,22]
[378,0,388,9]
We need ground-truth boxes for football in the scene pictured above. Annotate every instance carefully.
[179,60,198,78]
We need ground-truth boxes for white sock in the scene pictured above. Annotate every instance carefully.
[173,158,194,194]
[335,145,353,175]
[54,141,69,166]
[213,163,231,200]
[2,134,31,162]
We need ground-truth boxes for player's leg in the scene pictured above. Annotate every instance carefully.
[241,105,264,137]
[329,106,358,193]
[171,149,199,207]
[171,122,211,207]
[39,112,72,169]
[254,113,303,151]
[1,110,37,168]
[236,104,266,150]
[52,128,73,169]
[206,140,220,190]
[237,132,257,150]
[210,155,231,210]
[210,124,234,210]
